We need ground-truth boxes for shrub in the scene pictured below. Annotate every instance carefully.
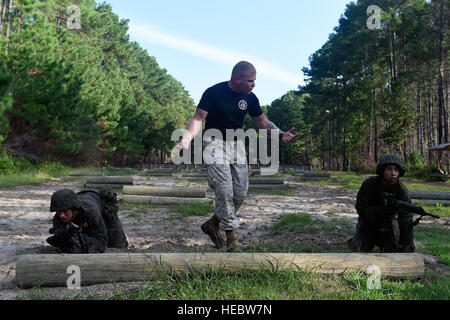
[407,151,425,171]
[0,150,18,174]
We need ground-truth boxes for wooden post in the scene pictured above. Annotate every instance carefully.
[16,253,425,288]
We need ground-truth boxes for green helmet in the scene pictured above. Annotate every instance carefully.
[50,189,82,212]
[376,154,405,177]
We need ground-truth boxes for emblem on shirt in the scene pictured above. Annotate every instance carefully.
[238,100,248,111]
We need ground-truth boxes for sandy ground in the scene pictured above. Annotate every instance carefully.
[0,175,448,299]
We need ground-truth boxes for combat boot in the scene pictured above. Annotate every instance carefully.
[226,230,239,252]
[201,215,224,249]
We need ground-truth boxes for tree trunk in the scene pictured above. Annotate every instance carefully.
[5,0,13,38]
[0,0,3,33]
[437,0,445,144]
[373,89,379,163]
[0,0,7,34]
[428,86,434,146]
[342,87,348,172]
[389,20,398,80]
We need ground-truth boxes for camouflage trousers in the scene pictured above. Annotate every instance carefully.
[204,139,249,231]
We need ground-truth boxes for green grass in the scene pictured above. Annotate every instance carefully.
[0,164,70,188]
[282,169,297,176]
[126,213,138,219]
[415,225,450,266]
[297,171,450,192]
[119,201,214,218]
[272,212,354,236]
[415,202,450,218]
[402,182,450,192]
[167,202,214,217]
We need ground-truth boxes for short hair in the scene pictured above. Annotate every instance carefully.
[231,61,256,78]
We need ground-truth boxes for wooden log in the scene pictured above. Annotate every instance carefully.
[409,190,450,201]
[176,176,207,181]
[108,168,135,172]
[85,177,133,185]
[123,186,206,198]
[147,168,176,173]
[249,178,284,184]
[70,172,103,176]
[412,199,450,206]
[16,253,425,288]
[122,195,213,205]
[84,184,125,189]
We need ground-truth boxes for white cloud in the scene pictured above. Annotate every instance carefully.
[129,23,301,87]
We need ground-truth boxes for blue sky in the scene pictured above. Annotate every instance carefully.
[98,0,352,106]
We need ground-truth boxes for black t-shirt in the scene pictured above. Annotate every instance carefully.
[197,81,263,138]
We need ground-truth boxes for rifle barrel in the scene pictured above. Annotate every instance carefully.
[396,200,440,219]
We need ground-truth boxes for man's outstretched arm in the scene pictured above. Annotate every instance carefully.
[176,108,208,150]
[251,114,298,144]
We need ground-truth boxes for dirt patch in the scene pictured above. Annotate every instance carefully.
[0,176,448,299]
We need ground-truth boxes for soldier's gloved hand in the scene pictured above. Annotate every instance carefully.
[58,223,80,237]
[46,235,57,247]
[46,233,72,251]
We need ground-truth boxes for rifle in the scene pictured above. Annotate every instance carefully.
[380,192,440,226]
[49,222,87,235]
[49,222,88,251]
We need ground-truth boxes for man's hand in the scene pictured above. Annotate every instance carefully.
[281,127,299,144]
[176,136,192,150]
[175,108,207,150]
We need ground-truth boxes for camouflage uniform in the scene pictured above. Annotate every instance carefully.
[348,155,415,253]
[204,139,248,231]
[47,189,128,253]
